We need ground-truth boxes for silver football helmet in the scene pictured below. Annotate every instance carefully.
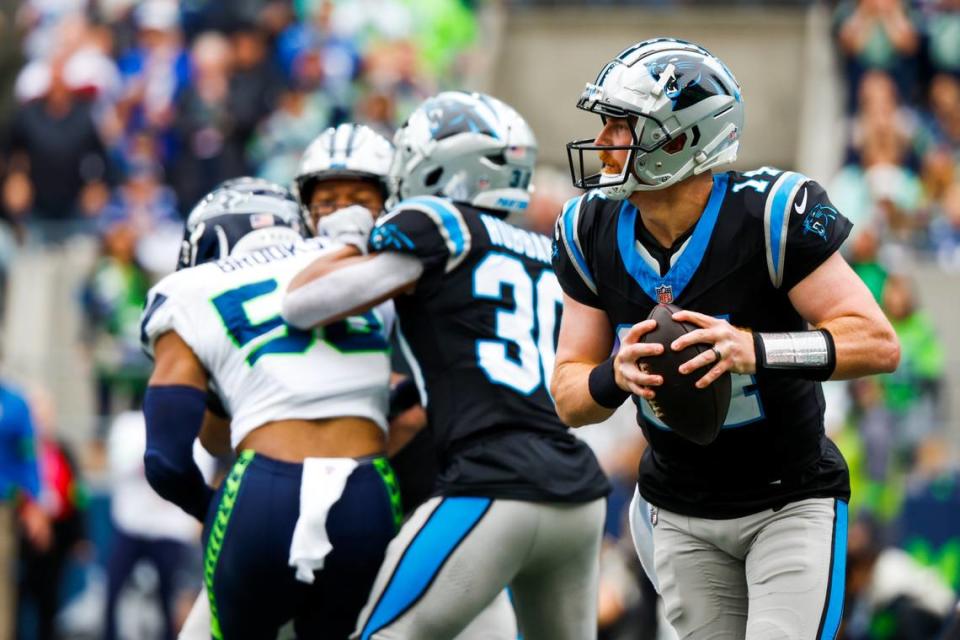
[391,91,537,216]
[294,123,394,234]
[567,38,744,198]
[178,179,303,270]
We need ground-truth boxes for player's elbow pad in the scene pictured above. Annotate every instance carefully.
[143,385,214,521]
[282,253,423,329]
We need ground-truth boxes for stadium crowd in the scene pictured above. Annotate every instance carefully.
[0,0,958,638]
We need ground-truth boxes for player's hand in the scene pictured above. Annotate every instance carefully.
[670,310,756,389]
[316,205,375,254]
[613,320,663,400]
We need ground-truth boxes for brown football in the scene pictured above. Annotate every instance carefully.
[636,303,731,445]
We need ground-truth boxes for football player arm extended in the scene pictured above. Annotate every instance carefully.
[552,294,663,427]
[672,252,899,386]
[283,251,423,329]
[786,251,900,379]
[144,331,215,521]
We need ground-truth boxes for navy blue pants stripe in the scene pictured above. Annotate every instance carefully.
[205,454,396,639]
[360,497,492,639]
[817,499,848,640]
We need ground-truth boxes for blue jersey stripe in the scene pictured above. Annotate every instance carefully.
[360,497,492,639]
[768,172,804,286]
[617,172,728,303]
[818,500,848,640]
[404,196,468,261]
[560,196,597,293]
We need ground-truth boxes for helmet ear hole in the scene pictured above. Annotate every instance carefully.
[663,133,688,155]
[424,167,444,187]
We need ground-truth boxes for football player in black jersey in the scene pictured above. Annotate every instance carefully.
[553,39,900,640]
[282,91,610,640]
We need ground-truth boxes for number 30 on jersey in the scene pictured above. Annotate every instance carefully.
[473,254,563,395]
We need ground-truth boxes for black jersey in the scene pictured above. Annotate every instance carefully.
[553,169,852,519]
[368,195,609,503]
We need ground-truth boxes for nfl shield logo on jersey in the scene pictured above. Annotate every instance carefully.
[656,284,673,304]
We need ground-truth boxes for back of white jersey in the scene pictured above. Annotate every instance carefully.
[141,239,394,449]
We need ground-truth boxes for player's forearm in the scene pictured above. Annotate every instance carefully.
[820,314,900,379]
[283,253,422,329]
[551,361,617,427]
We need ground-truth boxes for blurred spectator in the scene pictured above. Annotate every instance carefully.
[880,275,944,457]
[920,74,960,161]
[354,86,398,140]
[276,0,362,110]
[835,0,920,108]
[838,378,902,521]
[831,116,923,242]
[922,0,960,76]
[0,380,47,640]
[226,21,285,150]
[930,181,960,270]
[363,40,434,125]
[849,226,889,303]
[104,411,207,640]
[80,218,152,438]
[844,516,955,640]
[170,32,249,208]
[114,0,189,155]
[5,57,112,242]
[100,155,179,236]
[16,388,86,640]
[847,70,921,166]
[249,81,335,185]
[898,436,960,594]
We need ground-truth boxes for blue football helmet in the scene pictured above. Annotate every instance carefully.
[177,179,303,270]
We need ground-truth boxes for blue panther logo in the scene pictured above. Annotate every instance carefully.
[802,204,838,242]
[645,56,730,109]
[424,95,499,141]
[370,224,415,251]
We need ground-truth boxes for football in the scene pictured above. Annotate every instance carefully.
[636,304,732,445]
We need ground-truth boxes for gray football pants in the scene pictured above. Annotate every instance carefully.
[633,491,847,640]
[353,495,606,640]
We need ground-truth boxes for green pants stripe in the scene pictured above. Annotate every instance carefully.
[204,450,255,640]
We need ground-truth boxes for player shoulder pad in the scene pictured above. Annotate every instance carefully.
[759,169,810,289]
[139,268,205,358]
[378,195,472,273]
[555,192,601,296]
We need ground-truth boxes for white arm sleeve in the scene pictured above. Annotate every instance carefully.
[282,252,424,329]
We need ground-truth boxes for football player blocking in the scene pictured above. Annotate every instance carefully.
[283,92,609,640]
[141,138,406,639]
[552,39,900,639]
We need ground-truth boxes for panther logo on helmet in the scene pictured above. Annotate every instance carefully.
[567,38,744,199]
[423,94,499,141]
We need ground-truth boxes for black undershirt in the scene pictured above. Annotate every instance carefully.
[634,212,696,276]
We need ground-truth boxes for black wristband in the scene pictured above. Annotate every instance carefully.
[588,356,631,409]
[754,328,836,381]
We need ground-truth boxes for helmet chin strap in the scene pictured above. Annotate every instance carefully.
[599,172,638,200]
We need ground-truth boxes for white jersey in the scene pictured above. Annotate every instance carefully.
[141,239,394,449]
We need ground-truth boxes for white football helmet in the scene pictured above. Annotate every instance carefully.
[294,123,394,232]
[391,91,537,216]
[567,38,744,199]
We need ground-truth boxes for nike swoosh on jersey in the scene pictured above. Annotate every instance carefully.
[793,187,808,215]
